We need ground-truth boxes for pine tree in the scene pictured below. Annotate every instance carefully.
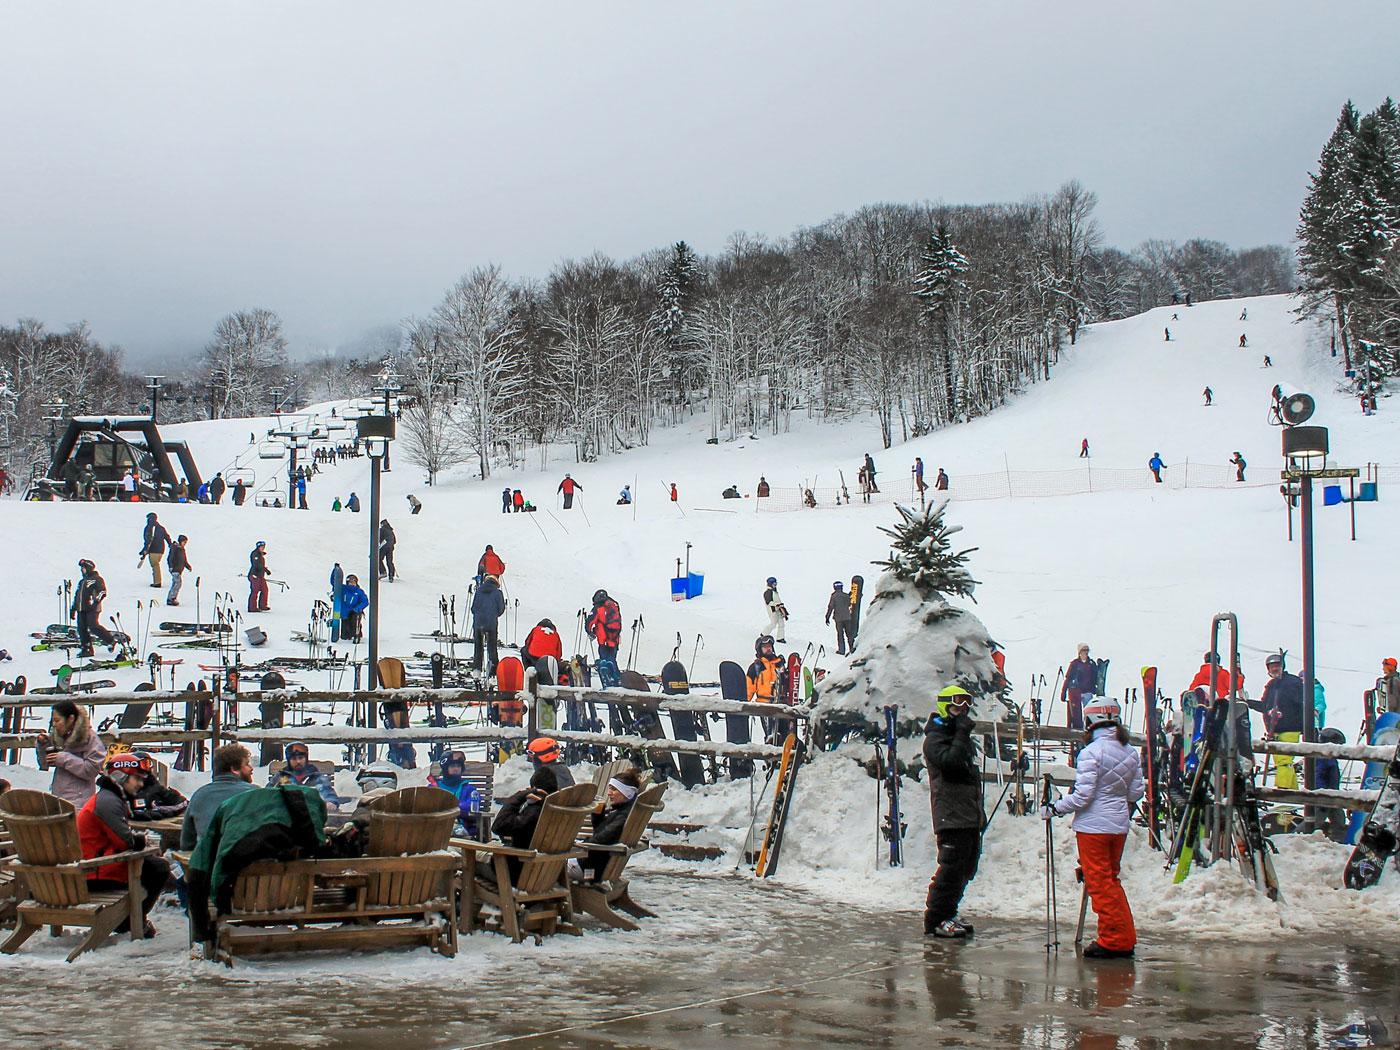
[655,240,703,349]
[912,224,970,320]
[873,500,979,603]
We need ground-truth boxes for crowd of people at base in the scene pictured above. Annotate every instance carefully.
[18,702,645,945]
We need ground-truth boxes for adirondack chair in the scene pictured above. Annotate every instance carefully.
[591,760,652,803]
[205,787,461,966]
[457,782,595,944]
[0,789,158,962]
[571,782,667,931]
[0,813,17,928]
[429,758,495,841]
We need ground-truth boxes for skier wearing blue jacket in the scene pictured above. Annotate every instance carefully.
[1148,453,1165,483]
[340,574,369,643]
[471,575,506,675]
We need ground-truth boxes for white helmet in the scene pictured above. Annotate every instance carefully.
[1083,695,1121,729]
[355,763,399,793]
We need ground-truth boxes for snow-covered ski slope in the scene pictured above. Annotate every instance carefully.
[2,293,1394,733]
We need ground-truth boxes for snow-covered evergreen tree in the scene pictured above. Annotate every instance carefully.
[873,500,978,604]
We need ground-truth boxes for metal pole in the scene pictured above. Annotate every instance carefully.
[1300,474,1317,810]
[368,454,382,692]
[287,444,298,511]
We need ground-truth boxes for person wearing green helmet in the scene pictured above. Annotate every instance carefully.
[922,684,983,939]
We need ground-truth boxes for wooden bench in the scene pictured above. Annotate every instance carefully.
[572,782,667,931]
[0,790,158,962]
[456,782,595,944]
[204,786,461,966]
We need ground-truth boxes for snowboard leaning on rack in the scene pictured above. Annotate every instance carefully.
[1344,726,1400,890]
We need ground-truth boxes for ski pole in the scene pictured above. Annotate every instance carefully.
[689,633,704,679]
[1042,773,1060,953]
[1073,869,1089,946]
[1045,665,1064,726]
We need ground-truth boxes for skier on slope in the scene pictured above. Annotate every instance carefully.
[247,541,271,613]
[762,576,788,643]
[1148,453,1165,483]
[1080,438,1090,459]
[1230,452,1247,482]
[864,452,879,492]
[1062,643,1098,730]
[340,574,369,643]
[68,559,116,659]
[922,684,982,939]
[476,544,506,580]
[471,574,506,675]
[558,473,582,509]
[825,580,854,656]
[1203,386,1213,406]
[378,519,397,581]
[501,486,512,514]
[1043,695,1143,959]
[138,512,171,589]
[912,457,927,497]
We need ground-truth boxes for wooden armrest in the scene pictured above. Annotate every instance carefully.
[170,851,192,867]
[73,846,159,870]
[462,841,537,859]
[575,841,628,855]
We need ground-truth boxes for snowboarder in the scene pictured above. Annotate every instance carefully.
[138,512,171,589]
[166,534,191,606]
[558,474,581,509]
[617,485,632,505]
[247,541,270,613]
[1238,334,1248,348]
[346,492,360,513]
[935,468,949,491]
[1379,658,1400,714]
[378,519,397,581]
[1230,451,1247,482]
[71,559,116,657]
[912,457,927,497]
[922,684,982,938]
[587,589,623,665]
[471,574,506,675]
[501,486,512,514]
[209,473,226,504]
[476,544,505,580]
[1080,438,1090,459]
[1240,307,1248,321]
[407,494,422,515]
[1202,387,1213,406]
[1062,643,1097,730]
[762,576,788,643]
[825,580,854,655]
[1148,453,1165,483]
[232,478,247,506]
[1248,653,1306,790]
[340,574,369,643]
[864,453,879,492]
[1263,355,1273,368]
[757,476,771,498]
[1043,695,1143,959]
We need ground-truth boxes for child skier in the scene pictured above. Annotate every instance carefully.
[1043,695,1143,959]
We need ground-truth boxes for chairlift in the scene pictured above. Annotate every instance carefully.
[257,441,283,460]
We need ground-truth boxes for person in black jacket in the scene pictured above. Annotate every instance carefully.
[377,519,397,582]
[209,472,226,504]
[166,535,191,606]
[575,766,641,881]
[71,558,116,658]
[922,685,983,939]
[138,512,171,589]
[1248,652,1307,789]
[247,540,270,613]
[489,766,558,882]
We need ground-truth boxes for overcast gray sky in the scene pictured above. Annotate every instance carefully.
[2,1,1396,362]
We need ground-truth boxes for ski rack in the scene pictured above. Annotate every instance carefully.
[1206,612,1243,863]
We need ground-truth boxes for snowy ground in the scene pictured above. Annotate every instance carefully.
[3,292,1400,965]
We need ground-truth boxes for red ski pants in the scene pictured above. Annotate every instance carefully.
[1077,831,1135,951]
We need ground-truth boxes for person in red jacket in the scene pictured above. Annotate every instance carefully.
[76,753,171,936]
[558,474,582,509]
[477,545,506,579]
[523,618,564,664]
[587,589,622,663]
[1188,652,1245,700]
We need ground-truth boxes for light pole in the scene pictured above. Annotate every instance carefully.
[358,412,396,693]
[144,376,165,422]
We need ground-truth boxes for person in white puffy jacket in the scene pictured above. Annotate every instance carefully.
[1044,695,1144,959]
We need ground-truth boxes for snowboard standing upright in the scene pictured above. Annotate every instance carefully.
[847,575,865,649]
[618,669,676,782]
[1345,713,1400,889]
[719,660,753,779]
[661,659,706,787]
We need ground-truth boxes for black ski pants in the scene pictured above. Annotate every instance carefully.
[76,610,114,655]
[474,628,499,675]
[925,826,982,927]
[833,620,854,655]
[379,544,396,581]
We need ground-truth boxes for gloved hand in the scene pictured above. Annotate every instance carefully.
[1040,805,1057,820]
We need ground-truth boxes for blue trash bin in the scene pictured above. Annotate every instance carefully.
[671,577,687,601]
[1358,481,1378,502]
[686,572,705,599]
[1322,485,1344,506]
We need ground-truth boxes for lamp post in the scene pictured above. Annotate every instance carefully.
[144,376,165,422]
[373,372,403,473]
[358,413,396,694]
[1281,422,1329,805]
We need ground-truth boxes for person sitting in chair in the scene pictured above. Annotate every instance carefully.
[571,766,642,882]
[487,766,557,882]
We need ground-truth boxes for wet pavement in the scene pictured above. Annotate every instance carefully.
[2,872,1396,1049]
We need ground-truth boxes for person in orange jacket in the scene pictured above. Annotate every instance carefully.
[523,618,563,664]
[558,474,582,509]
[1188,652,1244,700]
[586,589,622,664]
[747,635,786,743]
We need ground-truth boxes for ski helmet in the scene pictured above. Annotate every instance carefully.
[934,684,973,719]
[1319,727,1347,745]
[441,749,467,775]
[106,751,153,779]
[255,540,266,549]
[284,741,310,761]
[356,763,399,793]
[1083,695,1122,729]
[1265,651,1284,669]
[832,581,843,589]
[1383,657,1397,672]
[78,558,95,572]
[538,618,556,631]
[766,577,777,587]
[755,634,776,654]
[526,737,561,764]
[592,589,608,606]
